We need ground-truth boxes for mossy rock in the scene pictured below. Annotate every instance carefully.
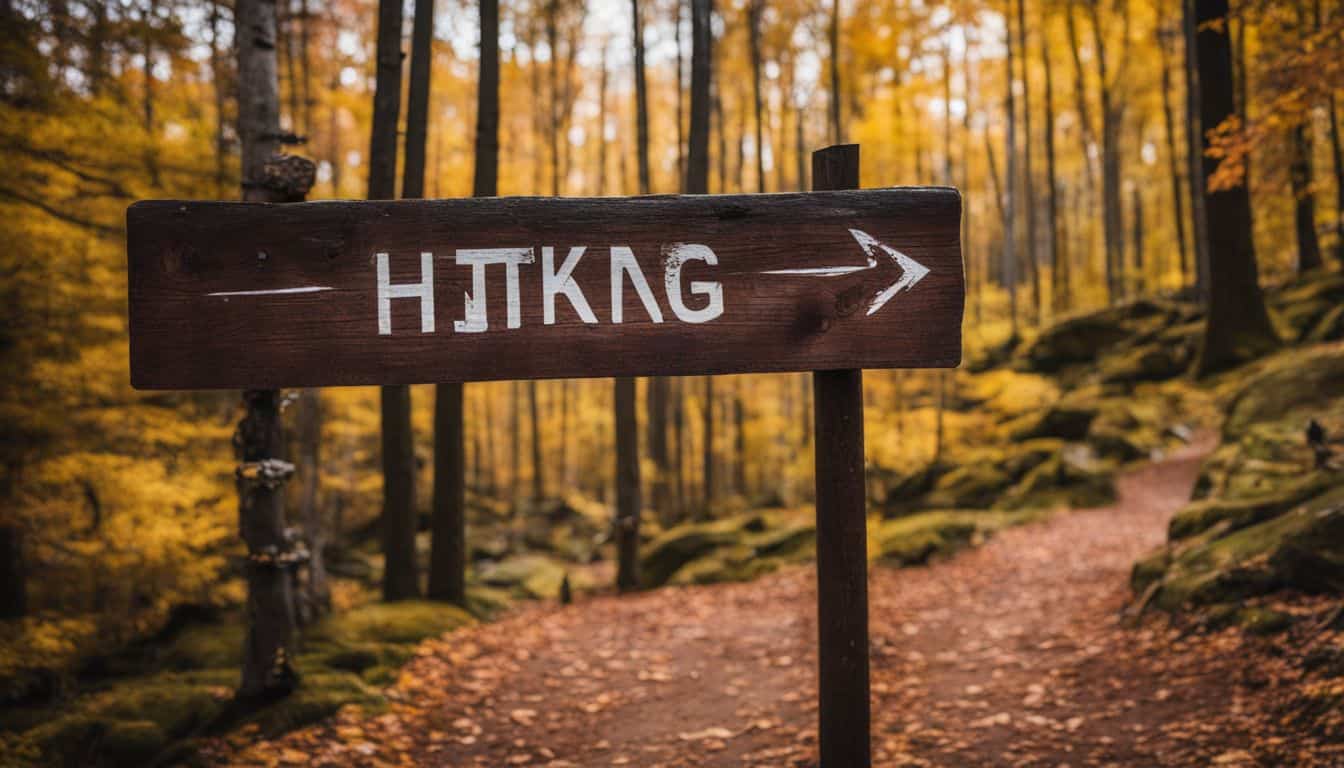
[1019,299,1176,373]
[1168,472,1341,541]
[1009,401,1098,441]
[474,555,579,600]
[308,600,474,646]
[1307,304,1344,343]
[1238,606,1295,636]
[750,523,816,559]
[21,671,235,768]
[924,464,1015,509]
[1000,446,1116,510]
[162,621,245,670]
[1097,343,1190,385]
[870,461,946,512]
[869,512,981,566]
[1151,485,1344,609]
[1223,344,1344,438]
[245,671,381,737]
[668,550,781,586]
[639,515,764,587]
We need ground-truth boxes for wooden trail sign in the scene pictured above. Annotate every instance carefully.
[127,188,963,390]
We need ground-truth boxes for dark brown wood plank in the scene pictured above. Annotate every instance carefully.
[127,188,963,389]
[811,145,872,768]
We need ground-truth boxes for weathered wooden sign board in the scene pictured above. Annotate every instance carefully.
[127,188,963,389]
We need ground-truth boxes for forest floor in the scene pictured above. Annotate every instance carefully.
[203,434,1344,768]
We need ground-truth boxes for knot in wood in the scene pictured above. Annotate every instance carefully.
[262,153,317,202]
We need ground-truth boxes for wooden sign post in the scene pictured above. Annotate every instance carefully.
[811,144,870,767]
[126,144,963,766]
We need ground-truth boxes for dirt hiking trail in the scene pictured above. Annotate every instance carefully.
[209,436,1343,767]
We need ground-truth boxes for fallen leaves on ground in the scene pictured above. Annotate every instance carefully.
[200,438,1343,767]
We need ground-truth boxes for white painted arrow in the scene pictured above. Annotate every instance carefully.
[761,228,931,316]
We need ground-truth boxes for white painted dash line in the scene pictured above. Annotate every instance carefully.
[760,265,871,276]
[207,286,334,297]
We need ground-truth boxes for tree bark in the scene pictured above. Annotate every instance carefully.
[1041,19,1064,313]
[1192,0,1279,376]
[1289,0,1322,273]
[475,0,500,197]
[1003,0,1019,340]
[295,389,327,620]
[1321,0,1344,267]
[529,381,544,501]
[235,0,301,700]
[368,0,417,601]
[749,0,766,193]
[1088,1,1125,304]
[615,376,640,591]
[1016,0,1041,322]
[827,0,841,144]
[235,390,300,698]
[1183,0,1211,301]
[429,384,465,602]
[632,0,651,195]
[733,380,746,497]
[1158,22,1191,290]
[702,376,714,512]
[0,523,25,619]
[686,0,711,196]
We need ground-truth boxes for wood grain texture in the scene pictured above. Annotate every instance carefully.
[811,144,872,768]
[127,188,963,389]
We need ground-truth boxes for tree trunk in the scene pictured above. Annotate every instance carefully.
[368,0,417,601]
[1041,20,1064,313]
[1290,3,1322,273]
[210,1,227,197]
[1064,3,1098,296]
[646,376,669,523]
[474,0,500,197]
[546,0,560,197]
[1016,0,1040,322]
[401,0,433,201]
[674,0,686,186]
[671,377,685,521]
[429,384,465,602]
[1158,22,1191,290]
[1291,119,1324,273]
[1183,0,1211,301]
[1192,0,1279,376]
[614,377,640,591]
[295,389,327,621]
[733,380,746,497]
[827,0,841,144]
[1312,0,1343,266]
[749,0,766,192]
[235,0,300,700]
[686,0,711,194]
[1132,184,1145,289]
[529,381,543,501]
[0,523,24,619]
[597,42,609,194]
[510,381,521,513]
[235,391,300,698]
[701,376,714,512]
[1089,1,1125,304]
[632,0,651,195]
[1003,0,1019,340]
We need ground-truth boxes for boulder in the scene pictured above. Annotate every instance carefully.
[639,518,752,587]
[1009,400,1098,441]
[1223,344,1344,438]
[870,512,981,566]
[1018,299,1175,373]
[1149,485,1344,610]
[924,464,1015,509]
[1097,343,1190,385]
[1167,471,1341,541]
